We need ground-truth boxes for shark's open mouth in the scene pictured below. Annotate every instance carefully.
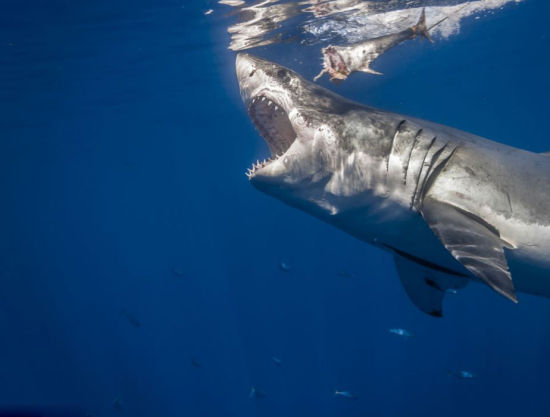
[246,94,296,178]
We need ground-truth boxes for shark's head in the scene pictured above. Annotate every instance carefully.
[237,53,381,216]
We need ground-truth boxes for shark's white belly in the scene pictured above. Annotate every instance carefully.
[330,196,467,271]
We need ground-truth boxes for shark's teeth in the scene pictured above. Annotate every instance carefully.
[246,93,297,180]
[245,156,278,180]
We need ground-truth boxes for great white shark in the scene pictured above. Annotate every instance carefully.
[237,53,550,317]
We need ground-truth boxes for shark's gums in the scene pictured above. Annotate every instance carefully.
[237,54,550,317]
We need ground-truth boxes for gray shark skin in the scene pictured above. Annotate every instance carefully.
[237,53,550,316]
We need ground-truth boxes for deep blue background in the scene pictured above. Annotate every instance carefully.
[1,1,549,416]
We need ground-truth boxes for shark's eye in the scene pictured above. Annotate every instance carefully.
[277,69,288,78]
[249,69,256,77]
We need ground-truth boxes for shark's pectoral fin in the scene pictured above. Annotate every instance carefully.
[421,197,517,303]
[394,254,467,317]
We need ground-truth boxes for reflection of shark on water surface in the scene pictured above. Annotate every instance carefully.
[236,54,550,317]
[222,0,522,52]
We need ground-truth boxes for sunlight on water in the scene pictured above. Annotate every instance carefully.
[220,0,521,51]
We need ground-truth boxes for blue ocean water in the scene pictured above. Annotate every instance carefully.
[1,1,550,416]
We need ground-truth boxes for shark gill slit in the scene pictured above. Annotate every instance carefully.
[402,128,423,185]
[409,136,436,209]
[413,142,449,208]
[419,146,458,205]
[387,119,407,172]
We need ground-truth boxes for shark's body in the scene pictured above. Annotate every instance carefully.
[237,54,550,316]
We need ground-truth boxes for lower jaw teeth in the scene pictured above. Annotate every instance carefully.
[246,155,281,179]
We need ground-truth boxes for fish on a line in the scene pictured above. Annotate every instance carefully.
[314,8,450,83]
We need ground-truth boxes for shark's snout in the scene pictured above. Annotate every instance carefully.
[235,53,254,101]
[236,53,298,180]
[236,53,268,103]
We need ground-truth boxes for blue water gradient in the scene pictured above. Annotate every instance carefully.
[1,1,549,416]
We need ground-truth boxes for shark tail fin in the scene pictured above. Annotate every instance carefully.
[412,8,433,43]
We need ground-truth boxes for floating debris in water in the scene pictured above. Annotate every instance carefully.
[249,386,266,399]
[279,260,292,271]
[120,309,141,328]
[448,369,476,379]
[271,356,282,366]
[388,328,413,338]
[334,390,358,399]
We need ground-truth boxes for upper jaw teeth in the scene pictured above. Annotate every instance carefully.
[250,96,283,113]
[245,154,282,179]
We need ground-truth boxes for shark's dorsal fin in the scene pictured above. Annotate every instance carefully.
[421,197,518,303]
[394,254,468,317]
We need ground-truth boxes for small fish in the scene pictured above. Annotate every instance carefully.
[112,398,123,411]
[388,328,413,338]
[172,266,185,277]
[249,386,266,399]
[446,289,459,294]
[204,9,214,15]
[271,356,282,366]
[337,271,355,278]
[120,309,141,328]
[448,369,476,379]
[314,8,448,83]
[279,260,291,272]
[334,390,357,399]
